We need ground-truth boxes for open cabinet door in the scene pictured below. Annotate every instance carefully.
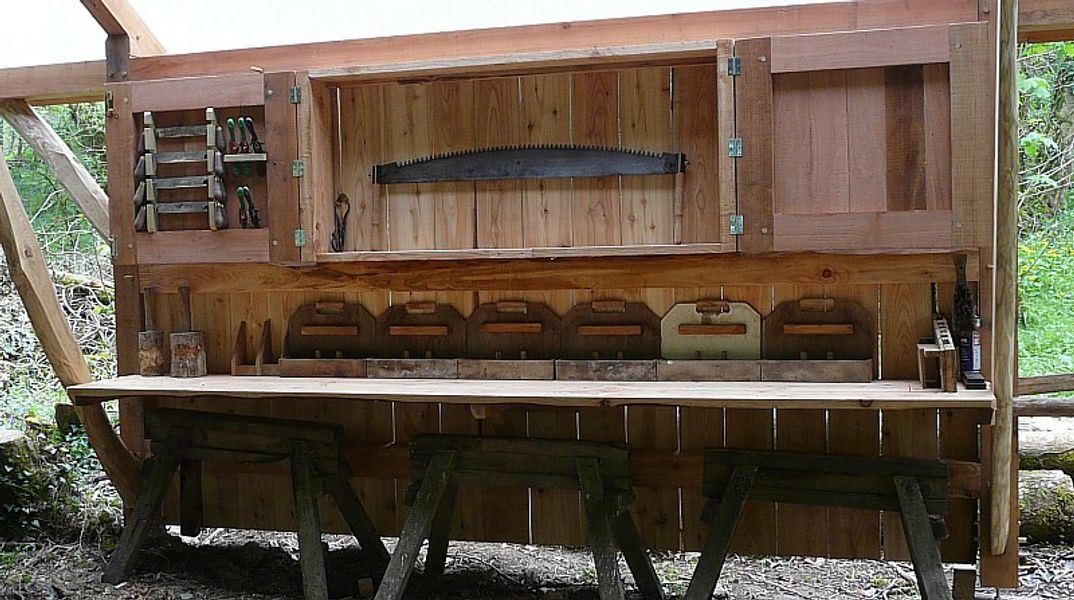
[736,25,991,255]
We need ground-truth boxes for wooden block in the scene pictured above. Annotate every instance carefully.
[577,325,644,337]
[562,302,661,360]
[555,360,657,381]
[480,322,543,334]
[169,331,206,378]
[760,359,873,383]
[278,358,367,378]
[285,302,375,359]
[367,359,458,379]
[138,330,166,376]
[657,360,762,381]
[388,325,449,336]
[467,301,561,359]
[457,359,554,380]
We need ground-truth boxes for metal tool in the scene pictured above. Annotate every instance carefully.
[245,117,266,176]
[331,193,350,252]
[372,145,687,184]
[237,118,252,175]
[237,186,260,229]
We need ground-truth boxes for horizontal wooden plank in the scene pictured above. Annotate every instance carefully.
[773,211,954,251]
[457,359,555,380]
[70,375,996,410]
[770,25,950,73]
[318,243,730,262]
[760,359,873,383]
[783,324,855,335]
[388,325,449,337]
[136,229,270,264]
[139,251,981,293]
[1014,396,1074,417]
[311,41,718,83]
[131,74,264,113]
[278,358,367,378]
[480,322,544,334]
[1016,373,1074,396]
[299,325,359,336]
[0,60,106,104]
[127,2,984,81]
[678,323,747,336]
[576,325,643,337]
[1020,0,1074,42]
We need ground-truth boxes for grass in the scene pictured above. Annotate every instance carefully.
[1019,207,1074,377]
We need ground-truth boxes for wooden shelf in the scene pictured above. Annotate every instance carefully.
[70,375,994,410]
[318,243,732,263]
[223,153,267,163]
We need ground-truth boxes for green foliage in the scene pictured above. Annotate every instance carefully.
[1018,42,1074,234]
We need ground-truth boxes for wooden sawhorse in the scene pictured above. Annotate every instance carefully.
[686,449,953,600]
[102,408,389,600]
[374,434,665,600]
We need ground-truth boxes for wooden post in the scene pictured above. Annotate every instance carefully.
[991,0,1019,555]
[0,152,140,504]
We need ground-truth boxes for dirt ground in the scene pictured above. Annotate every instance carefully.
[2,527,1073,600]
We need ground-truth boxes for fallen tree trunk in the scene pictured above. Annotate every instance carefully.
[1019,470,1074,543]
[1019,417,1074,475]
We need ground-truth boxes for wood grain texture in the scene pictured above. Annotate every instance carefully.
[475,78,523,249]
[521,74,573,248]
[339,85,387,251]
[105,82,136,265]
[620,68,674,246]
[571,71,621,247]
[264,72,301,264]
[673,64,723,243]
[385,83,435,252]
[884,65,927,211]
[847,69,888,213]
[735,39,774,253]
[770,25,950,73]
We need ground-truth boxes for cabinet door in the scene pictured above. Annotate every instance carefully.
[736,24,991,254]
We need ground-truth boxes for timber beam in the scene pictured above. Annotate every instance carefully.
[0,100,110,238]
[79,0,165,56]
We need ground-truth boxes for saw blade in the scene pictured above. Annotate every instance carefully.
[372,145,686,184]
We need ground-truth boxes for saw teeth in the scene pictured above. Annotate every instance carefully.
[396,144,671,166]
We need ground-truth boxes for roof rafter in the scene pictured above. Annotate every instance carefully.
[79,0,166,56]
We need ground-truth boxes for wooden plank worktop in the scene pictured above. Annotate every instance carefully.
[69,375,995,410]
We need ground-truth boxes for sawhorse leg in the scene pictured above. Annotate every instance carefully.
[102,441,184,584]
[424,482,457,577]
[894,476,953,600]
[578,458,626,600]
[291,441,328,600]
[374,451,457,600]
[608,501,665,600]
[325,470,391,566]
[684,465,756,600]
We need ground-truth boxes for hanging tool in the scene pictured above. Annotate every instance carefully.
[237,118,252,176]
[236,186,260,229]
[373,145,687,184]
[245,117,267,176]
[331,193,350,252]
[226,118,240,176]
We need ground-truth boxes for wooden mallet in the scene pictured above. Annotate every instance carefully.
[137,287,166,376]
[170,285,207,378]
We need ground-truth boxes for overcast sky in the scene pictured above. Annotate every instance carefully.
[0,0,821,68]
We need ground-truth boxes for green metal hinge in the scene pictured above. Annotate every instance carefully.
[728,138,743,158]
[104,91,115,118]
[294,229,308,247]
[289,86,302,104]
[727,56,742,76]
[292,160,305,177]
[729,215,744,236]
[108,236,118,258]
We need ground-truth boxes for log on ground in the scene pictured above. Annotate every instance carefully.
[1019,469,1074,544]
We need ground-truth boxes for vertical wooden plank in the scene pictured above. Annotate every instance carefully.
[672,63,722,244]
[430,80,475,252]
[478,404,530,543]
[880,282,938,560]
[827,284,881,559]
[627,405,680,551]
[980,422,1020,587]
[475,77,523,249]
[571,70,620,247]
[529,407,584,546]
[721,284,775,555]
[847,69,888,213]
[338,85,387,251]
[521,73,573,248]
[105,82,136,265]
[716,41,737,249]
[620,67,673,246]
[923,64,952,211]
[773,285,828,557]
[296,74,334,260]
[265,72,301,264]
[736,38,774,254]
[773,71,850,215]
[385,82,434,251]
[884,65,927,212]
